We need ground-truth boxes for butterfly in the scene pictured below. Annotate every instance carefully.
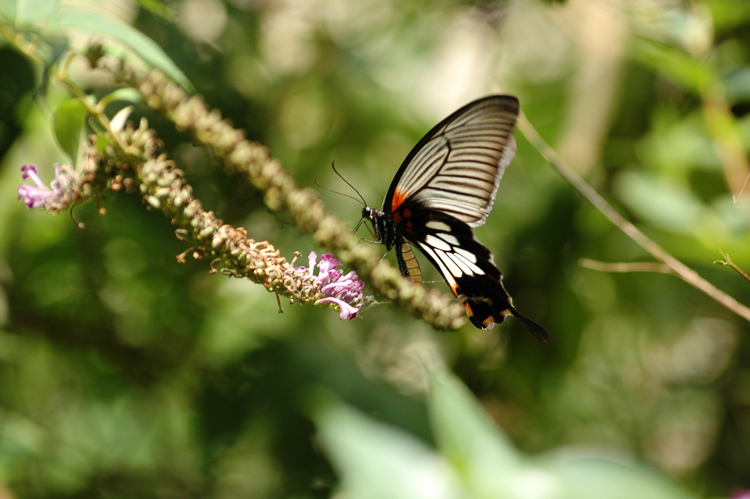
[363,95,549,343]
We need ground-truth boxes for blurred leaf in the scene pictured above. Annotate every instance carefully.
[0,0,16,22]
[427,369,525,496]
[0,0,57,24]
[707,0,750,31]
[627,35,716,93]
[100,87,143,108]
[639,111,719,172]
[615,171,720,234]
[45,8,193,91]
[133,0,173,21]
[545,454,698,499]
[313,392,462,499]
[723,67,750,106]
[52,97,86,161]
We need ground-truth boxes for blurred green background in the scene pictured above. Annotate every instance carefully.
[1,0,750,497]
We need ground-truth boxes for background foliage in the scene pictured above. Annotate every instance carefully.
[1,0,750,497]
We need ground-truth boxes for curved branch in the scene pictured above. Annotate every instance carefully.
[92,56,466,330]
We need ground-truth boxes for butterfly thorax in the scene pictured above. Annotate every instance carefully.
[362,206,398,250]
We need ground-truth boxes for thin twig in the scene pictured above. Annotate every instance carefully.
[518,113,750,323]
[715,252,750,285]
[579,259,673,275]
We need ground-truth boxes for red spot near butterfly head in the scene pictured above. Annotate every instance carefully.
[391,188,408,211]
[393,212,402,224]
[402,208,412,218]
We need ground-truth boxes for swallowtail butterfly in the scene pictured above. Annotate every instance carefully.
[363,95,549,343]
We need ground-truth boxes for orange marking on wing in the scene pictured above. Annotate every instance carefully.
[391,188,408,211]
[464,302,473,317]
[482,316,496,328]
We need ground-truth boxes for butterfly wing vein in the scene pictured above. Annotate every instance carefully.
[385,96,520,228]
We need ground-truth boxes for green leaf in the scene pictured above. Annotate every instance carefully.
[427,370,526,496]
[627,35,716,94]
[52,98,87,161]
[545,454,699,499]
[0,0,57,24]
[707,0,750,32]
[133,0,174,21]
[100,87,143,108]
[0,0,16,22]
[313,393,462,499]
[614,171,722,235]
[45,8,193,91]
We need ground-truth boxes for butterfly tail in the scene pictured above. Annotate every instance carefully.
[507,305,550,344]
[461,274,550,344]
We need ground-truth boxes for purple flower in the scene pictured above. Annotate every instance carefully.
[732,489,750,499]
[303,252,372,320]
[17,164,72,211]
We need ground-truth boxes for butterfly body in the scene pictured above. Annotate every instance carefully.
[364,95,549,343]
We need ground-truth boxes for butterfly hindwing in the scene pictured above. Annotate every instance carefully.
[395,208,549,343]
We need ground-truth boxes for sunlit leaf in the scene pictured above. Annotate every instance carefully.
[45,8,193,91]
[545,454,699,499]
[427,370,527,496]
[0,0,57,24]
[314,394,462,499]
[0,0,16,22]
[615,171,723,235]
[100,87,143,108]
[52,98,87,161]
[133,0,173,21]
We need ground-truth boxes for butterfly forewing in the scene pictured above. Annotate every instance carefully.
[384,96,519,228]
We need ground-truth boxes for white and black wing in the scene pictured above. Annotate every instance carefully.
[383,95,519,228]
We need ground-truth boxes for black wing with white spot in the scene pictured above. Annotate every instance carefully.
[395,206,549,343]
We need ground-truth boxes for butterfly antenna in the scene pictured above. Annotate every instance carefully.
[331,162,368,206]
[352,217,366,236]
[314,176,365,206]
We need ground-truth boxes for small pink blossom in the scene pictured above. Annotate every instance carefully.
[300,252,372,320]
[17,164,73,211]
